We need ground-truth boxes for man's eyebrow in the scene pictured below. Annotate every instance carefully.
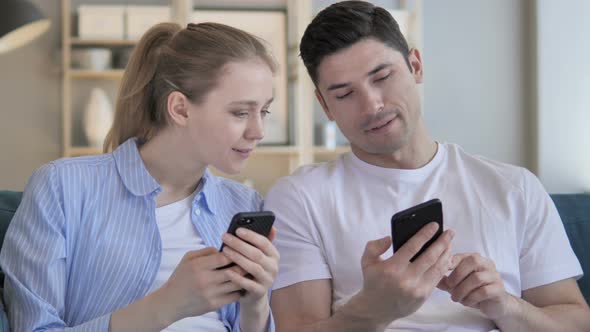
[326,63,392,91]
[367,63,392,76]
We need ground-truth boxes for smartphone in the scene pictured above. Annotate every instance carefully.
[219,211,275,252]
[391,198,443,262]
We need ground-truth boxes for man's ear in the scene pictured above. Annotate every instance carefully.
[166,91,190,126]
[408,48,423,84]
[315,89,334,121]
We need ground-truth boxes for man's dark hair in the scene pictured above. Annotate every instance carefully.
[300,0,411,85]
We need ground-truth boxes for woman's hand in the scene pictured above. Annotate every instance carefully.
[221,226,280,331]
[156,247,246,325]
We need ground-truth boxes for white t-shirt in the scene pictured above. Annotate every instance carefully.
[265,142,582,331]
[148,190,226,332]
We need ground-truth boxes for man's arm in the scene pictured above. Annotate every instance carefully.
[496,278,590,331]
[271,226,455,332]
[271,279,385,332]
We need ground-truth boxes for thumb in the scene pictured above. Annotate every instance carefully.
[182,247,218,262]
[361,236,392,268]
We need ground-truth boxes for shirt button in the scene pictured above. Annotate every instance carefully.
[194,208,201,216]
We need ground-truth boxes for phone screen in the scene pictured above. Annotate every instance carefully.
[391,199,443,262]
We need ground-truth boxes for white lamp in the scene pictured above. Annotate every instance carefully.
[0,0,51,55]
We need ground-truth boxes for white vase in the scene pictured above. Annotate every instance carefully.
[84,87,114,148]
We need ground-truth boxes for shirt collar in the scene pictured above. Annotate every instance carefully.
[200,169,219,215]
[113,138,160,196]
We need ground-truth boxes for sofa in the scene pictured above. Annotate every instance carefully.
[0,191,589,303]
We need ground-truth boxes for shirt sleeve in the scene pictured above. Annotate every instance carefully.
[518,168,583,290]
[0,163,111,331]
[264,177,332,290]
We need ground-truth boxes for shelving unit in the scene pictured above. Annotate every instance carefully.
[61,0,421,195]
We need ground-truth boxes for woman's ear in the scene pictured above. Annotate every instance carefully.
[166,91,191,126]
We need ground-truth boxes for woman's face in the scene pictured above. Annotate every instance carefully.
[183,58,274,175]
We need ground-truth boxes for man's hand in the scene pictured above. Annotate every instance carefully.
[353,223,455,326]
[438,253,518,320]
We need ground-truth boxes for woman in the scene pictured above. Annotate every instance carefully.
[0,22,279,331]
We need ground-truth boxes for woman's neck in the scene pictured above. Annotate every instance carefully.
[139,132,206,206]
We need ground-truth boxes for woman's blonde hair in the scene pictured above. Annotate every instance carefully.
[103,22,277,152]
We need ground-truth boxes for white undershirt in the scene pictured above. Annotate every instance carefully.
[148,189,226,332]
[267,142,582,331]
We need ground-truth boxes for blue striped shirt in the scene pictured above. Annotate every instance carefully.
[0,138,275,332]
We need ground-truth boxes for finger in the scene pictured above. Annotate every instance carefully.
[421,245,452,286]
[225,268,268,296]
[194,251,234,270]
[216,280,246,294]
[221,233,277,276]
[229,228,280,260]
[181,247,218,262]
[393,223,444,263]
[410,229,454,275]
[268,226,277,242]
[445,254,487,289]
[449,271,496,303]
[461,283,504,308]
[449,253,471,270]
[361,236,392,268]
[227,264,248,277]
[222,246,274,287]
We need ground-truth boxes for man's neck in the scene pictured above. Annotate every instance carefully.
[351,122,438,170]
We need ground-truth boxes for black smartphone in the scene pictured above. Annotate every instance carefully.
[219,211,275,252]
[391,198,443,262]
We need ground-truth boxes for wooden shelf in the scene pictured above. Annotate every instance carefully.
[68,69,125,80]
[70,38,137,46]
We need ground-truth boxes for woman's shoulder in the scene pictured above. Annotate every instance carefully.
[208,174,262,209]
[28,154,116,192]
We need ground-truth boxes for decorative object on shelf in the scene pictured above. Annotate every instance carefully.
[78,5,125,40]
[126,6,171,40]
[71,48,112,70]
[83,88,114,148]
[0,0,51,54]
[192,10,288,145]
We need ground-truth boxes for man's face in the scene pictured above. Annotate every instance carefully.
[315,38,423,155]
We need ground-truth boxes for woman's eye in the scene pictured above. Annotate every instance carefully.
[336,91,353,100]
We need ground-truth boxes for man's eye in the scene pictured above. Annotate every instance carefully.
[233,111,248,119]
[336,91,353,100]
[375,73,391,83]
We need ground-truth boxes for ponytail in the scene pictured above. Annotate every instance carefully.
[103,22,277,152]
[103,23,181,152]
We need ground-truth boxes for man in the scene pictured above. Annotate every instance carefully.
[265,1,590,331]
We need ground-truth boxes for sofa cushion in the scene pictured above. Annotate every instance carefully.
[0,191,22,251]
[550,194,590,303]
[0,191,23,286]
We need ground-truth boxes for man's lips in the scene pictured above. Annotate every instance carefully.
[365,115,397,132]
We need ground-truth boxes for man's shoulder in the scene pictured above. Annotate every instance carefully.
[266,155,349,200]
[444,143,528,188]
